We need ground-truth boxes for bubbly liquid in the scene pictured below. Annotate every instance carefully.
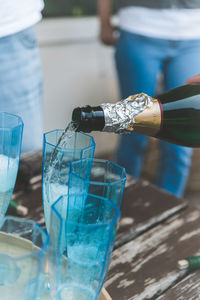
[68,243,104,273]
[43,183,68,232]
[53,244,104,300]
[58,284,96,300]
[44,121,78,230]
[0,155,18,216]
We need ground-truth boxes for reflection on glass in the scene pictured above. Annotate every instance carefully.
[0,216,49,300]
[0,112,23,217]
[42,130,95,231]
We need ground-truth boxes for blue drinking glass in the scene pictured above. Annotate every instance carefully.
[42,130,95,231]
[49,194,120,300]
[0,216,49,300]
[0,112,23,217]
[69,158,126,209]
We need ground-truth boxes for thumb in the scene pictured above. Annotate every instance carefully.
[185,74,200,85]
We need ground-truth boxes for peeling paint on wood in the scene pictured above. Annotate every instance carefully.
[15,150,42,191]
[116,182,187,248]
[106,207,200,300]
[156,272,200,300]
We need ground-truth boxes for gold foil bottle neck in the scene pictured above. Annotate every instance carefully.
[133,98,161,136]
[101,93,159,134]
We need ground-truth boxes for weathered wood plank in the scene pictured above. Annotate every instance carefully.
[105,207,200,300]
[15,151,42,191]
[10,182,45,227]
[116,180,187,248]
[156,272,200,300]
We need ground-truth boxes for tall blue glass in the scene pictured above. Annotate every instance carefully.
[49,195,120,300]
[0,216,49,300]
[48,159,125,299]
[42,130,95,231]
[0,112,23,217]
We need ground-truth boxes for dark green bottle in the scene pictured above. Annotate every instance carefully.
[72,85,200,148]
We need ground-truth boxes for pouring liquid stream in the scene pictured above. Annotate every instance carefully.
[43,121,78,231]
[46,121,78,180]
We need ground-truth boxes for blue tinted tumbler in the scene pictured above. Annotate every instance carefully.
[0,112,23,217]
[0,216,49,300]
[42,130,95,231]
[49,195,120,300]
[69,158,126,209]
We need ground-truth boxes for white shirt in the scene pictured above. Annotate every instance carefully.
[0,0,44,38]
[119,7,200,40]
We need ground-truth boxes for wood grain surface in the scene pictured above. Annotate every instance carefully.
[106,207,200,300]
[156,271,200,300]
[116,181,187,248]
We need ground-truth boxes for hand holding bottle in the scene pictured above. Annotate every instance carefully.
[185,74,200,85]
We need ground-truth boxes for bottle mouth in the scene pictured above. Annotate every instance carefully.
[72,105,105,132]
[72,106,92,132]
[72,107,81,124]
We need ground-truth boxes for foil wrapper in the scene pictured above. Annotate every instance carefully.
[101,93,153,133]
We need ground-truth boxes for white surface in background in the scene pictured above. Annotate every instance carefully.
[36,17,119,155]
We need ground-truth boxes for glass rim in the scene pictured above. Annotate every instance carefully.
[0,216,49,260]
[71,172,126,187]
[70,158,126,186]
[52,195,120,228]
[43,129,95,152]
[0,112,24,130]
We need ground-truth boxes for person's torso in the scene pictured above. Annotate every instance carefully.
[118,1,200,40]
[0,0,44,38]
[119,0,200,9]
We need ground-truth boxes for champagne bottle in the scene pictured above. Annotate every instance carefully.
[72,84,200,147]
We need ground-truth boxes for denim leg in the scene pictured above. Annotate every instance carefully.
[117,133,148,178]
[157,39,200,197]
[157,141,192,197]
[115,31,163,177]
[0,26,43,153]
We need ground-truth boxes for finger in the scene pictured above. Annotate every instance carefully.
[185,74,200,85]
[100,36,117,46]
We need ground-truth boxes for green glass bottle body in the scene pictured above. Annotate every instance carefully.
[72,85,200,148]
[156,84,200,147]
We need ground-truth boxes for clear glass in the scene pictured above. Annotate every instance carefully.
[69,158,126,209]
[0,216,49,300]
[49,195,120,300]
[42,130,95,231]
[0,112,23,217]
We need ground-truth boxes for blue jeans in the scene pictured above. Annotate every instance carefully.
[0,26,43,153]
[115,30,200,197]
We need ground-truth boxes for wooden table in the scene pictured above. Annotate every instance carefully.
[11,151,200,300]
